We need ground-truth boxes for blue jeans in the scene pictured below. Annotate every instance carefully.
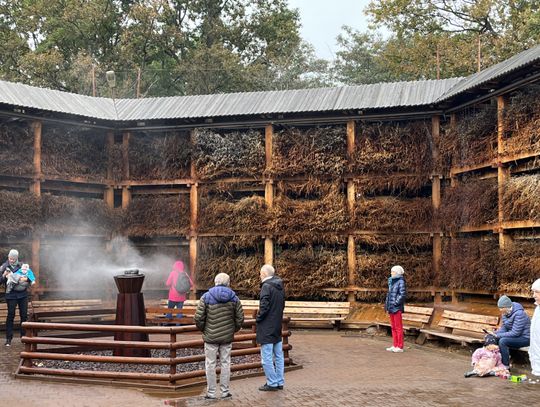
[498,336,530,366]
[260,341,284,387]
[166,300,184,319]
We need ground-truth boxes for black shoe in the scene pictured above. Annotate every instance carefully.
[277,385,284,390]
[464,371,477,378]
[4,340,11,347]
[258,384,278,391]
[204,395,217,400]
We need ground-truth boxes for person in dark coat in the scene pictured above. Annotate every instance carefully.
[384,265,407,353]
[194,272,244,400]
[0,249,33,347]
[493,295,531,368]
[256,264,285,391]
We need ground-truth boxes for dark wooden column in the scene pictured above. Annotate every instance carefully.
[104,131,115,208]
[121,132,131,209]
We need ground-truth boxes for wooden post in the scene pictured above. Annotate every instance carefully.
[30,120,42,295]
[346,119,356,303]
[31,120,42,196]
[264,124,274,266]
[121,132,131,209]
[121,187,131,209]
[31,236,40,298]
[105,131,115,208]
[189,236,197,297]
[431,115,441,211]
[189,130,198,299]
[431,116,442,300]
[497,96,512,248]
[449,114,458,187]
[122,132,130,180]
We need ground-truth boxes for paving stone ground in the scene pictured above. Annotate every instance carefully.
[1,330,537,406]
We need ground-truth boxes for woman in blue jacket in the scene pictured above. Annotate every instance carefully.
[493,295,531,368]
[384,265,407,353]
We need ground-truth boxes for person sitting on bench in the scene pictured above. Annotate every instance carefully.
[491,295,530,369]
[464,334,508,378]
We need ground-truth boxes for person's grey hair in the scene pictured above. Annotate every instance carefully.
[8,249,18,259]
[260,264,275,277]
[214,272,230,286]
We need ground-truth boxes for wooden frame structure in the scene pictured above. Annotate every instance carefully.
[1,58,540,302]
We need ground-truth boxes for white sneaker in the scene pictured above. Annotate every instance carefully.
[385,346,396,351]
[391,347,404,353]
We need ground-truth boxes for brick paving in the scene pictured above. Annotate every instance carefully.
[1,330,537,406]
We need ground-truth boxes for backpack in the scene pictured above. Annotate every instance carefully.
[174,271,191,294]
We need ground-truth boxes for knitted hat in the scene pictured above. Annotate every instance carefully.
[532,278,540,292]
[497,295,512,309]
[484,334,497,346]
[173,260,184,272]
[391,265,404,275]
[8,249,18,260]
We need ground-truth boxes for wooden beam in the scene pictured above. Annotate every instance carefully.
[346,119,355,160]
[31,236,40,299]
[104,187,114,208]
[106,131,114,181]
[264,124,274,266]
[189,237,197,299]
[121,187,131,209]
[264,238,273,266]
[31,120,42,197]
[265,124,273,169]
[190,183,198,232]
[122,132,130,180]
[190,129,196,180]
[497,95,512,249]
[432,233,441,295]
[347,235,356,303]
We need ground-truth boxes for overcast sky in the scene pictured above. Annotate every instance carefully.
[288,0,374,60]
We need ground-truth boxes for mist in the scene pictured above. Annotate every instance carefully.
[38,223,180,300]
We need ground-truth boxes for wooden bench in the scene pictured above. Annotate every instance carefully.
[30,299,115,324]
[157,299,351,329]
[377,305,435,333]
[419,310,499,346]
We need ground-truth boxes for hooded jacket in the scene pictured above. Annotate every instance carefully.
[496,302,531,340]
[385,276,406,314]
[166,261,192,302]
[256,276,285,345]
[194,285,244,344]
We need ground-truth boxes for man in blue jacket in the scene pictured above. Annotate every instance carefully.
[493,295,531,368]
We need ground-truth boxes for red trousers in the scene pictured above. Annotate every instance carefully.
[389,311,404,349]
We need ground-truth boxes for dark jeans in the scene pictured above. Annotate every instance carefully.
[166,300,184,319]
[6,296,28,341]
[498,336,530,366]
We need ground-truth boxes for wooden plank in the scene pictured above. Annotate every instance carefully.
[441,310,498,325]
[420,329,483,344]
[402,313,430,324]
[439,319,496,334]
[32,300,103,307]
[404,306,434,316]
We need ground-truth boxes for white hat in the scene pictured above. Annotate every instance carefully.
[8,249,18,259]
[532,278,540,291]
[391,265,404,275]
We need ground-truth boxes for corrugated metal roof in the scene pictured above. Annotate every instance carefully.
[438,44,540,102]
[0,80,117,120]
[1,44,540,122]
[115,78,463,121]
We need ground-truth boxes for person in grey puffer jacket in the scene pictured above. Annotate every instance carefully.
[493,295,530,368]
[194,272,244,400]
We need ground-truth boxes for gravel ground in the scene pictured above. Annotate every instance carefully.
[40,348,261,374]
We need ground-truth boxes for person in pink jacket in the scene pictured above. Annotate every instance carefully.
[464,335,509,378]
[165,260,193,321]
